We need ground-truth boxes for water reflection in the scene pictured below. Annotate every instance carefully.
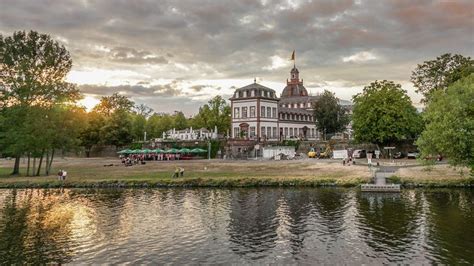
[0,190,74,264]
[228,189,280,259]
[356,191,422,262]
[0,188,472,264]
[425,189,474,264]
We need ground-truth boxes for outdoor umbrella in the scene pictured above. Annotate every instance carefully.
[118,149,134,154]
[165,148,180,153]
[152,148,164,153]
[132,149,143,154]
[179,148,191,153]
[190,148,207,154]
[142,148,152,154]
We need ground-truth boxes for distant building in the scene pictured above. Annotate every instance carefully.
[230,65,351,141]
[155,126,219,141]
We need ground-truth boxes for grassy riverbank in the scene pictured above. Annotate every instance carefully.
[0,157,471,188]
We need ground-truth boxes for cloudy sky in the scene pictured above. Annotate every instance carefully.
[1,0,473,115]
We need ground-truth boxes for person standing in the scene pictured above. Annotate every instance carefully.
[57,169,63,181]
[62,170,67,180]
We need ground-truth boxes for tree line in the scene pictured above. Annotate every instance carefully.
[0,30,230,175]
[312,53,472,173]
[80,93,230,156]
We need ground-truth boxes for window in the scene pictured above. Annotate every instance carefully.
[242,107,248,118]
[261,127,265,137]
[285,127,288,137]
[267,107,271,118]
[251,90,255,97]
[238,91,243,98]
[250,126,256,138]
[264,91,267,97]
[272,127,277,138]
[234,127,240,138]
[250,106,255,118]
[261,106,265,117]
[272,108,276,118]
[234,107,240,118]
[311,128,315,137]
[267,127,271,138]
[290,128,293,136]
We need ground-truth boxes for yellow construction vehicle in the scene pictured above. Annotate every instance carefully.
[319,140,335,159]
[308,148,316,158]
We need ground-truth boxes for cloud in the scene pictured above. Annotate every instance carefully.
[0,0,472,113]
[342,51,377,63]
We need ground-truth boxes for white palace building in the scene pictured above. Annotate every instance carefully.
[230,65,351,141]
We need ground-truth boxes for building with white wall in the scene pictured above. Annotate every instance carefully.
[230,65,324,141]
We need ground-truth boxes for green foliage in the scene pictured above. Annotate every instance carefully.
[282,140,300,150]
[352,80,422,146]
[92,93,134,116]
[416,74,474,173]
[312,90,349,139]
[0,30,82,175]
[173,111,188,130]
[191,96,230,134]
[411,53,473,103]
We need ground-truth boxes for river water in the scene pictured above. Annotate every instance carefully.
[0,188,472,264]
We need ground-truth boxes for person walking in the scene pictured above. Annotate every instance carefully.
[57,169,63,181]
[62,170,67,180]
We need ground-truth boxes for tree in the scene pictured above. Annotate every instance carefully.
[416,74,474,173]
[92,93,134,116]
[134,103,153,118]
[131,113,147,141]
[352,80,422,148]
[312,90,349,140]
[100,110,134,146]
[191,96,231,134]
[0,30,80,175]
[172,111,188,130]
[411,53,473,103]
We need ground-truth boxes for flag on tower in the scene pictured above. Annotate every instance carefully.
[291,50,295,61]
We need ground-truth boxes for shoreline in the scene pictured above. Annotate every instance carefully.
[1,157,472,189]
[1,176,472,189]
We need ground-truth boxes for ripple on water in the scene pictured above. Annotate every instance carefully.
[0,188,473,264]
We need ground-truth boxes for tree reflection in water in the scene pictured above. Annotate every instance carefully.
[355,191,422,262]
[0,189,74,264]
[228,188,280,259]
[425,189,474,264]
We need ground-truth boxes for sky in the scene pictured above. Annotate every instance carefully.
[1,0,473,115]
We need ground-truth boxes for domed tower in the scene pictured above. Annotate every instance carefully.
[281,65,308,98]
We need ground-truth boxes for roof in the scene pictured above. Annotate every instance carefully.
[281,84,309,98]
[230,82,278,100]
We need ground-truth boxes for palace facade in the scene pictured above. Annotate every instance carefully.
[230,65,328,141]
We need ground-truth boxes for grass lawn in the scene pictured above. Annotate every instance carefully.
[0,157,371,187]
[0,157,471,188]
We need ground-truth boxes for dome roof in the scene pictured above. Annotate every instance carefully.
[281,84,308,98]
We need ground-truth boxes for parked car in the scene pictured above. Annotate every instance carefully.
[393,151,404,159]
[353,149,366,159]
[407,151,419,159]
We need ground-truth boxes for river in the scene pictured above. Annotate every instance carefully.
[0,188,472,264]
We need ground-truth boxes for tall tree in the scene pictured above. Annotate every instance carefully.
[191,96,231,134]
[411,53,473,103]
[416,74,474,174]
[92,93,134,116]
[0,30,80,175]
[352,80,422,148]
[312,90,349,140]
[134,103,153,118]
[172,111,188,130]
